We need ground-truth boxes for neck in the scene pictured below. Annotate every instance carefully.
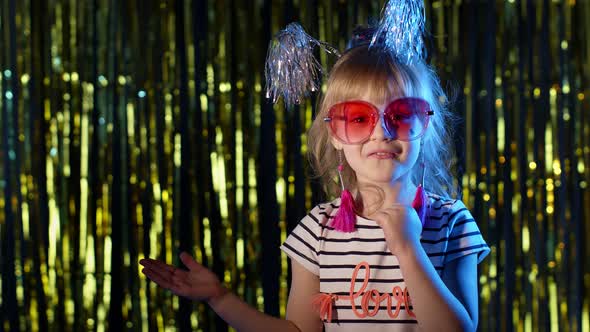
[355,175,417,217]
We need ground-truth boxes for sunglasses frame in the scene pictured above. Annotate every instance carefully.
[323,97,434,144]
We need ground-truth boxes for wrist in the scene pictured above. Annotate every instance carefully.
[393,238,422,258]
[207,284,230,307]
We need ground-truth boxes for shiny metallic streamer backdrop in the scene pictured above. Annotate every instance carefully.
[0,0,588,331]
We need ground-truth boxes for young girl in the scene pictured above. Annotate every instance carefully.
[140,6,489,332]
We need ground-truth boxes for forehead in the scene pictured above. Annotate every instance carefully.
[357,93,399,110]
[326,66,417,107]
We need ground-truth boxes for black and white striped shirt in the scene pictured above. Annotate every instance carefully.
[280,194,490,331]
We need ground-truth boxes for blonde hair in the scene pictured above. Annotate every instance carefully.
[307,45,458,200]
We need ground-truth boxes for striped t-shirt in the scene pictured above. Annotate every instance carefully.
[280,194,490,332]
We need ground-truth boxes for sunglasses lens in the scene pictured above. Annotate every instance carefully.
[384,98,430,141]
[329,102,376,144]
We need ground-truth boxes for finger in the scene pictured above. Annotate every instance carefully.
[139,258,159,268]
[382,205,406,212]
[142,267,175,289]
[150,263,178,283]
[372,209,393,219]
[179,252,203,271]
[149,259,176,274]
[370,212,387,226]
[378,206,408,217]
[391,204,415,214]
[386,204,418,216]
[144,265,173,285]
[389,202,408,208]
[139,258,172,273]
[141,260,177,283]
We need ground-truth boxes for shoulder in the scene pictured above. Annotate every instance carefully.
[423,193,475,237]
[304,198,341,227]
[426,192,490,265]
[426,192,469,221]
[426,192,464,212]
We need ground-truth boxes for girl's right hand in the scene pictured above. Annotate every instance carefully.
[140,252,228,303]
[371,203,423,255]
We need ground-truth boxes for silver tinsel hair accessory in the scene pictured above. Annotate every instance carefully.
[265,23,340,106]
[370,0,426,64]
[264,1,426,105]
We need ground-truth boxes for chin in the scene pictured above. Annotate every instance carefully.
[362,172,401,185]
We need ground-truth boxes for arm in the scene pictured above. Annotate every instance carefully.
[206,289,301,332]
[396,243,478,332]
[284,260,324,332]
[140,253,322,332]
[208,259,323,332]
[372,205,479,331]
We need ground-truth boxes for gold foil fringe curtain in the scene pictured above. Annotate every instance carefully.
[0,0,588,331]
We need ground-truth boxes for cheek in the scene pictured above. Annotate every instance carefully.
[402,141,421,166]
[341,147,363,168]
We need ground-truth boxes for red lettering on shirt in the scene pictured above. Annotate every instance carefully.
[313,261,415,323]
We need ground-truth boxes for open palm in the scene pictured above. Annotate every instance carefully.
[140,252,225,302]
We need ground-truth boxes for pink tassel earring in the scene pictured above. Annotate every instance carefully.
[411,142,428,226]
[332,150,356,232]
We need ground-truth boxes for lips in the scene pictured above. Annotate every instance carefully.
[368,150,399,159]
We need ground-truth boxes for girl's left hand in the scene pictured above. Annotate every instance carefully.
[371,204,422,255]
[140,252,227,302]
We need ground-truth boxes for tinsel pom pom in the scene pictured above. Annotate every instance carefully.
[370,0,426,64]
[264,23,339,106]
[332,189,356,232]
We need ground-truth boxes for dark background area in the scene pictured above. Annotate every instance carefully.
[0,0,588,331]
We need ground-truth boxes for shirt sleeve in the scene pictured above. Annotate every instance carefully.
[443,200,490,265]
[280,207,323,275]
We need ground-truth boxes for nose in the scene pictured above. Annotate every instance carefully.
[370,116,395,141]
